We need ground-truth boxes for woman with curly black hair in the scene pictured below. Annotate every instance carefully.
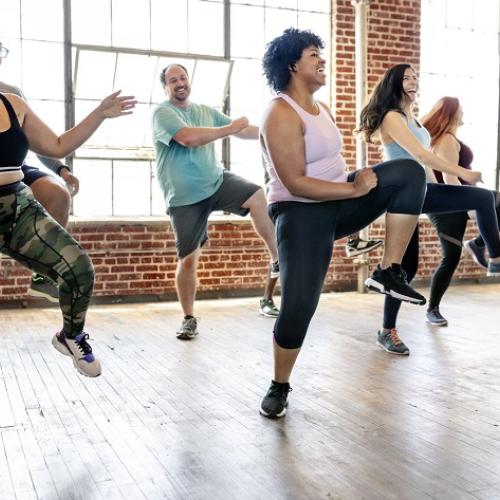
[357,64,500,354]
[258,29,428,418]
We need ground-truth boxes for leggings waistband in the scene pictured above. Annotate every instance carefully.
[0,181,25,196]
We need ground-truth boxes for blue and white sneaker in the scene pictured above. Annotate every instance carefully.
[487,260,500,277]
[52,331,101,377]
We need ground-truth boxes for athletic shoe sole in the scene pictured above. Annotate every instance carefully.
[365,278,426,305]
[346,240,383,258]
[259,309,279,318]
[377,340,409,356]
[259,406,287,418]
[176,331,198,340]
[27,287,59,303]
[426,318,448,327]
[51,335,101,377]
[487,271,500,277]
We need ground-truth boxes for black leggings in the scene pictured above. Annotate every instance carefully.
[427,211,468,309]
[271,159,426,349]
[383,184,500,329]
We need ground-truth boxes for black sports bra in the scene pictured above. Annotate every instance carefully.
[0,93,29,173]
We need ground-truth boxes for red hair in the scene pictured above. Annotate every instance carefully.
[421,97,460,147]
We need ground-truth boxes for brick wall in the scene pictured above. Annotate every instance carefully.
[0,1,493,303]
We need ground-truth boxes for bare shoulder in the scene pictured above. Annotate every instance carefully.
[384,110,405,124]
[437,133,460,150]
[3,93,26,113]
[261,97,302,129]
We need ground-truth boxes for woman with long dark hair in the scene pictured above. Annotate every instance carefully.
[421,97,500,325]
[357,64,500,355]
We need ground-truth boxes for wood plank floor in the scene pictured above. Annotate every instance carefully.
[0,283,499,500]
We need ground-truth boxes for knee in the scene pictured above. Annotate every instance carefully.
[59,251,94,295]
[32,178,71,213]
[179,254,198,272]
[246,188,266,211]
[399,159,426,184]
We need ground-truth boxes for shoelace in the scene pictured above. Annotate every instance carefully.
[389,328,402,346]
[391,265,408,283]
[75,333,93,355]
[269,384,292,399]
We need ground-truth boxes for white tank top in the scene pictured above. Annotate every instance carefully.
[262,93,348,203]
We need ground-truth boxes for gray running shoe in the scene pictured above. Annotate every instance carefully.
[259,298,279,318]
[176,317,199,340]
[28,274,59,303]
[377,329,410,355]
[464,239,488,269]
[426,307,448,326]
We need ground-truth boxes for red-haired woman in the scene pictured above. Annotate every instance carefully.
[421,97,500,325]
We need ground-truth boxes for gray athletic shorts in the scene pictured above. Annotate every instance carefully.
[169,170,261,258]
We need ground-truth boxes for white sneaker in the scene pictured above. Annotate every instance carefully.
[52,331,101,377]
[346,237,383,258]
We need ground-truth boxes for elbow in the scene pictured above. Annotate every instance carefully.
[174,131,196,148]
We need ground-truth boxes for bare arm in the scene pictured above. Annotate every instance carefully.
[433,134,461,185]
[261,100,376,201]
[173,116,250,147]
[9,91,136,159]
[234,124,259,140]
[382,112,480,183]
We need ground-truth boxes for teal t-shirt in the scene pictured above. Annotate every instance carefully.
[152,101,232,208]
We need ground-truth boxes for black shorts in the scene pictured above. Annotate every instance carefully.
[22,165,50,186]
[169,171,261,258]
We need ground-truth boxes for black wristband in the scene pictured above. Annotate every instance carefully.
[57,165,70,176]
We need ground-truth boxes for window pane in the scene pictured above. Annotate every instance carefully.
[75,50,116,99]
[72,160,113,216]
[0,0,21,39]
[114,53,158,103]
[190,60,232,108]
[21,0,63,42]
[264,8,298,45]
[72,0,112,46]
[21,41,64,100]
[265,0,297,8]
[230,59,267,116]
[113,161,151,216]
[298,0,330,12]
[151,0,189,52]
[28,100,65,136]
[111,0,151,49]
[231,5,265,58]
[188,0,224,56]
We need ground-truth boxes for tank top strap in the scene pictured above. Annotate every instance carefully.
[0,93,21,128]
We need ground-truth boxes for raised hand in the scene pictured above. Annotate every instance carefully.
[98,90,137,119]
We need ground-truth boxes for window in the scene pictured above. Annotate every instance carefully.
[420,0,500,188]
[2,0,332,216]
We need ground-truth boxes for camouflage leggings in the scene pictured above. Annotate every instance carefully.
[0,185,94,337]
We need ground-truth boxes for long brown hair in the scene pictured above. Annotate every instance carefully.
[420,97,460,147]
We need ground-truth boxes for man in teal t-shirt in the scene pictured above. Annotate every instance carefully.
[152,63,280,340]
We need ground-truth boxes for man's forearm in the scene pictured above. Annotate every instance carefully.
[174,124,236,147]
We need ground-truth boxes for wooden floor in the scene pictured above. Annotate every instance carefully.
[0,283,500,500]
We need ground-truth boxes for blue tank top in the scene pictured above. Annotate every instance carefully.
[382,116,431,163]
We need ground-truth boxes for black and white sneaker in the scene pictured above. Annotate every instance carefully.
[269,260,280,279]
[365,264,426,305]
[260,381,292,418]
[345,237,383,258]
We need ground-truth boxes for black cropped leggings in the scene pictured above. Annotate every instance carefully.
[271,159,426,349]
[383,184,500,329]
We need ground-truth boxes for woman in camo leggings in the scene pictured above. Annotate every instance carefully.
[0,89,135,377]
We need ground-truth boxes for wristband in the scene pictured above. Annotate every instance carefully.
[57,165,70,176]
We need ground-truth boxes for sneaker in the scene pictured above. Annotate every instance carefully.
[365,264,426,305]
[345,237,383,258]
[487,260,500,277]
[377,329,410,355]
[259,298,279,318]
[52,331,101,377]
[464,239,488,269]
[259,381,292,418]
[270,260,280,279]
[426,306,448,326]
[28,274,59,303]
[176,316,198,340]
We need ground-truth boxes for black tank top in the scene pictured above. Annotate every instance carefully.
[0,93,29,170]
[433,135,473,186]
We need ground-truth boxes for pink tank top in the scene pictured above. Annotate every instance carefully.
[263,93,348,203]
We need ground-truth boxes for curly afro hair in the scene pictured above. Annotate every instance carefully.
[262,28,325,93]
